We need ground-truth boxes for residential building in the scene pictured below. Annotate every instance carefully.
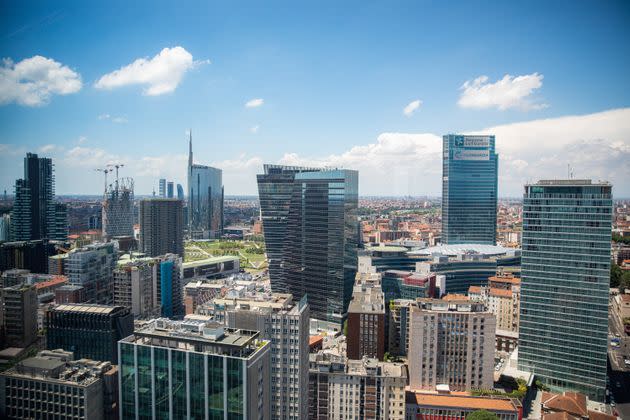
[210,293,310,420]
[54,285,86,304]
[540,391,615,420]
[381,270,438,303]
[188,133,224,239]
[65,242,117,304]
[387,299,415,357]
[102,177,134,240]
[469,273,520,333]
[408,298,496,391]
[1,284,38,348]
[257,164,359,327]
[167,181,174,198]
[45,304,133,363]
[405,390,522,420]
[10,153,55,241]
[139,198,184,257]
[0,349,118,420]
[113,256,160,319]
[50,202,68,241]
[519,180,612,401]
[118,317,271,419]
[184,281,225,314]
[347,272,385,361]
[308,353,407,420]
[442,135,498,245]
[0,239,57,273]
[0,213,10,242]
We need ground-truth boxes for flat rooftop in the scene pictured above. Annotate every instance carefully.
[183,255,240,268]
[407,392,518,412]
[410,244,517,257]
[51,304,125,315]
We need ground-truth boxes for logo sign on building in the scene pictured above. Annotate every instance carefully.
[462,137,490,148]
[453,149,490,161]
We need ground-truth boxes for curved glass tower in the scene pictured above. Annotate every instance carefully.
[442,134,498,245]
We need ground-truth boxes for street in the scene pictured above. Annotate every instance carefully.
[608,299,630,419]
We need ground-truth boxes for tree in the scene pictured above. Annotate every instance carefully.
[466,410,500,420]
[612,263,622,287]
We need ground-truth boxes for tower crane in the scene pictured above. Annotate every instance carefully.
[108,163,125,190]
[95,167,112,194]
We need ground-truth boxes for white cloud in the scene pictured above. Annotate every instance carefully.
[250,125,260,134]
[98,113,110,120]
[403,99,422,116]
[98,114,127,123]
[245,98,264,108]
[39,144,58,153]
[458,73,547,111]
[77,136,87,144]
[0,55,82,106]
[94,46,205,96]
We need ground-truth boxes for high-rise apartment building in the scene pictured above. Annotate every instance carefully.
[139,198,184,257]
[188,133,224,239]
[118,317,271,419]
[1,283,38,348]
[347,273,385,361]
[10,153,57,242]
[0,349,118,420]
[45,304,133,363]
[167,181,174,198]
[518,179,612,401]
[114,256,160,319]
[50,202,68,241]
[257,164,359,327]
[308,354,407,420]
[65,242,117,304]
[210,293,309,420]
[408,298,495,391]
[0,214,11,242]
[102,177,134,239]
[442,135,498,245]
[468,272,521,333]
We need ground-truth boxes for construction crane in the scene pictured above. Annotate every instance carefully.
[95,167,112,194]
[108,163,125,190]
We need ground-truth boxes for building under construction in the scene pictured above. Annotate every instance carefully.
[100,165,134,240]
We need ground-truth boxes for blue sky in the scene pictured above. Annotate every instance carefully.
[1,1,629,196]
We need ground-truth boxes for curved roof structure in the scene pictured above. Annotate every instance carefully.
[408,243,519,257]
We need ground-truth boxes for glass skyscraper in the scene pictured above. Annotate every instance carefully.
[442,135,498,245]
[518,179,612,401]
[257,165,358,326]
[187,133,224,239]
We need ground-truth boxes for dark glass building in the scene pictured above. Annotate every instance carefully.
[139,198,184,257]
[442,135,498,245]
[45,304,134,363]
[518,179,612,401]
[257,165,359,326]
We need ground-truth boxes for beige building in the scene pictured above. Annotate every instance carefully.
[309,353,407,420]
[408,298,496,391]
[469,273,520,333]
[113,257,160,319]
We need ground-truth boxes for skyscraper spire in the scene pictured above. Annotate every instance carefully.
[188,128,193,172]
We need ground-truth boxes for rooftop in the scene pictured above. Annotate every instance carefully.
[410,243,517,257]
[530,179,611,187]
[51,304,126,315]
[407,392,518,412]
[35,276,68,290]
[182,255,240,268]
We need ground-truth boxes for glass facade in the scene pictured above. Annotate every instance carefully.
[442,135,498,245]
[119,344,250,419]
[518,180,612,401]
[188,164,224,239]
[257,165,359,325]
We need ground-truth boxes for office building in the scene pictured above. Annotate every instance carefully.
[182,255,240,280]
[308,354,407,420]
[442,135,498,245]
[387,299,415,357]
[139,198,184,257]
[405,391,521,420]
[210,293,309,419]
[55,285,86,304]
[469,272,520,333]
[257,164,359,327]
[381,270,438,303]
[158,178,166,197]
[45,304,133,363]
[10,153,56,241]
[347,272,385,361]
[0,349,118,420]
[408,298,495,391]
[0,214,10,242]
[102,177,134,240]
[176,183,184,200]
[188,133,224,239]
[519,180,612,401]
[113,256,160,319]
[1,284,38,348]
[118,317,271,419]
[65,242,117,304]
[167,181,174,198]
[155,253,184,317]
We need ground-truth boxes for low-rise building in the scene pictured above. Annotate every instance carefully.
[0,349,118,420]
[405,389,522,420]
[541,391,615,420]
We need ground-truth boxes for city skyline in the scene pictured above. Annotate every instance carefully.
[1,2,629,196]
